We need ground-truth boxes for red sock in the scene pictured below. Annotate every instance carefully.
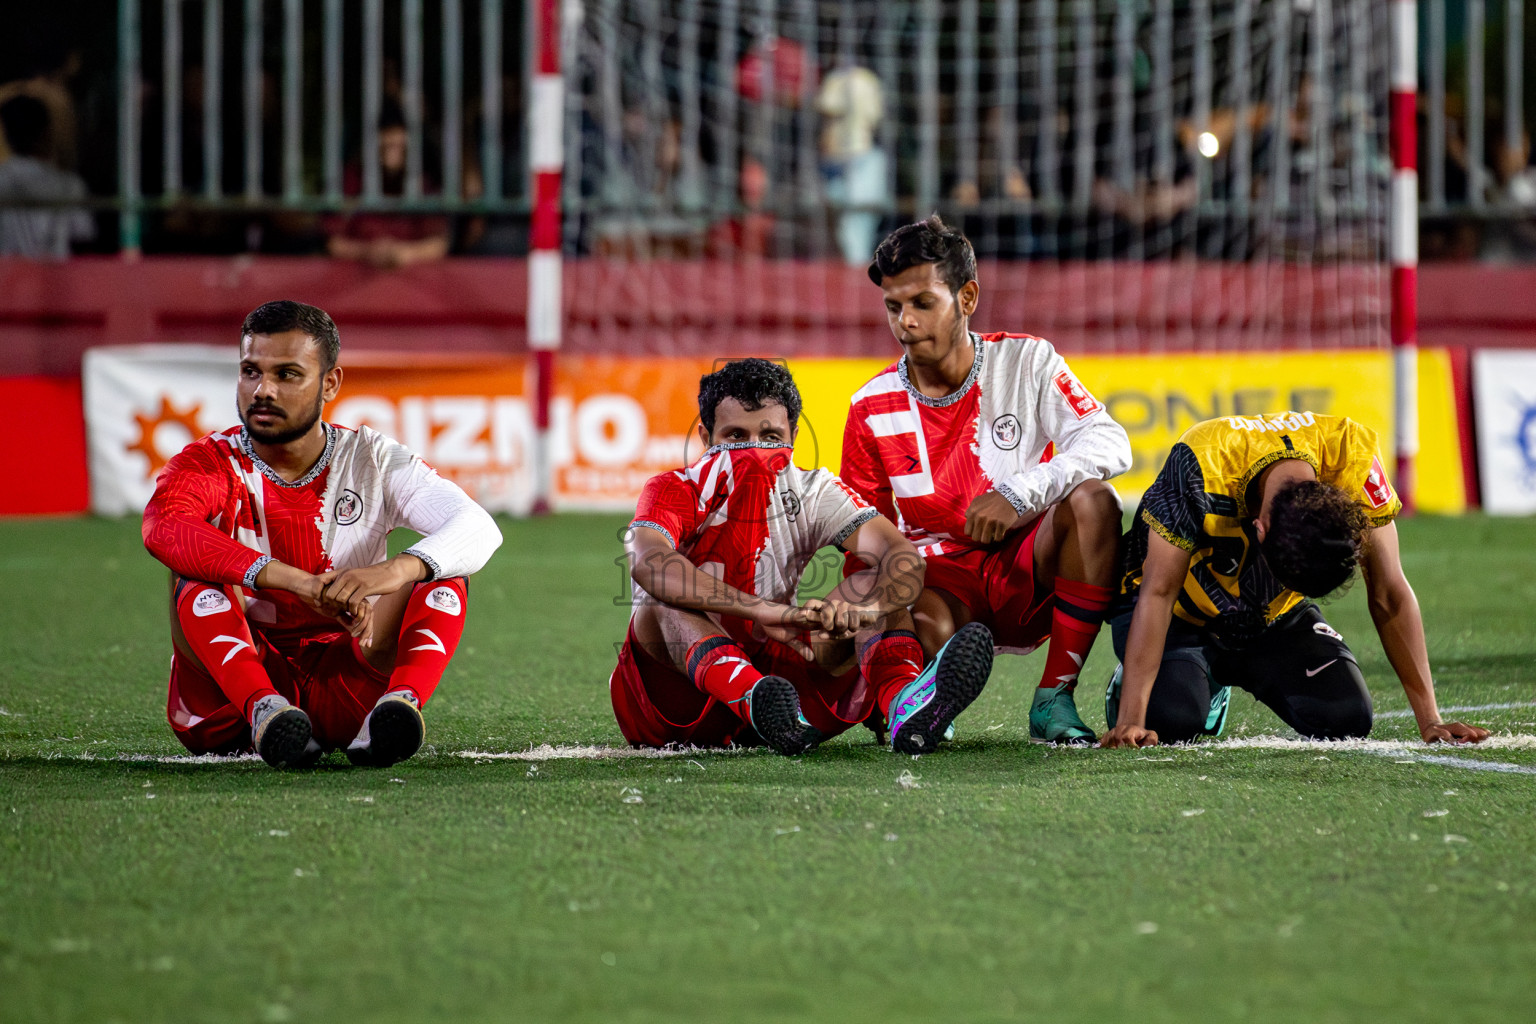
[859,630,927,714]
[388,578,469,705]
[685,635,763,722]
[1037,577,1113,693]
[174,583,278,719]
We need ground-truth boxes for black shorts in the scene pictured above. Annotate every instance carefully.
[1109,602,1373,743]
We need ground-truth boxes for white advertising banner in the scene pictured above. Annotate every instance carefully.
[83,345,239,516]
[1473,349,1536,515]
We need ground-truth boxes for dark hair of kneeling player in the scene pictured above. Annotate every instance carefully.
[697,358,803,437]
[867,214,977,296]
[1260,480,1372,598]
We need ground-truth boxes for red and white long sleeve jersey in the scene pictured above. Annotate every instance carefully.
[629,443,877,641]
[841,332,1131,557]
[143,424,502,633]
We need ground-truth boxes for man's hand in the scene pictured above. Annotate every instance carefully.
[284,571,375,641]
[315,555,428,646]
[364,239,405,269]
[317,558,422,608]
[964,491,1025,545]
[1422,721,1491,744]
[1099,724,1160,749]
[751,603,820,660]
[800,597,880,641]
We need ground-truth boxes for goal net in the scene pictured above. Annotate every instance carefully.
[560,0,1391,356]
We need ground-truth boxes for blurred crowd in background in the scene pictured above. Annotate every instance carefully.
[3,1,1535,264]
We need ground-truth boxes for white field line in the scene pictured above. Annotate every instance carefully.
[40,745,747,765]
[34,735,1536,775]
[1201,734,1536,775]
[1203,734,1536,752]
[1397,753,1536,775]
[1373,701,1536,720]
[455,744,749,762]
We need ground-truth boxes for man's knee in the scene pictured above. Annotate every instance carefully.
[1286,661,1373,740]
[1143,651,1212,744]
[1065,478,1123,531]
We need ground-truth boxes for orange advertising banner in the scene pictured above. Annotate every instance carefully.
[329,354,722,513]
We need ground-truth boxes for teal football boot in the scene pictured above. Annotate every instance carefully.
[887,622,994,755]
[1029,683,1096,745]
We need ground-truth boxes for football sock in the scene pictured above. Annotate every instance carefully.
[1037,577,1113,694]
[859,629,927,714]
[685,635,763,722]
[387,578,469,705]
[174,583,278,720]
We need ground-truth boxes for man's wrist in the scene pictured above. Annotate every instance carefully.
[245,555,275,590]
[393,553,430,586]
[752,600,793,624]
[255,559,315,597]
[399,547,439,582]
[993,482,1030,518]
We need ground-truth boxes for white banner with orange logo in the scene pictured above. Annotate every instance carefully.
[84,345,240,516]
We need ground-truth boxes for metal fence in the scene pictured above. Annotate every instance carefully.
[16,1,1533,254]
[1423,0,1529,213]
[114,0,530,250]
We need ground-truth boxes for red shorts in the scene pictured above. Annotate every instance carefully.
[609,623,872,748]
[920,518,1055,655]
[167,630,392,755]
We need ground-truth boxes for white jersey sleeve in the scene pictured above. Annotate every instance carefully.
[370,430,504,579]
[994,343,1131,518]
[799,466,880,551]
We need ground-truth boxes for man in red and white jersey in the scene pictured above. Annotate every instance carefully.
[613,359,994,756]
[842,216,1132,744]
[142,300,502,768]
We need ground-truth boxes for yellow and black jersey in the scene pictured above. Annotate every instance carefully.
[1118,412,1401,641]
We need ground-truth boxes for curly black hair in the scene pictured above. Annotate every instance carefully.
[867,214,977,295]
[697,358,802,436]
[241,300,342,372]
[1259,480,1372,598]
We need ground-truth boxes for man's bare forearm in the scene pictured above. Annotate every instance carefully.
[630,545,782,622]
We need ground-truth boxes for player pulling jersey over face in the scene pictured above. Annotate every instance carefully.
[142,300,503,768]
[842,216,1132,744]
[1100,412,1489,748]
[612,358,994,756]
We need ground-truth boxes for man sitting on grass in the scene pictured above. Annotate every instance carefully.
[611,358,994,756]
[842,216,1133,745]
[1100,411,1489,748]
[142,300,503,768]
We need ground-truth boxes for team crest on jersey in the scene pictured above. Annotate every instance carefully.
[426,586,462,615]
[192,589,231,616]
[992,414,1022,450]
[1052,371,1102,419]
[1313,621,1344,641]
[334,489,363,526]
[1363,457,1393,509]
[780,489,802,522]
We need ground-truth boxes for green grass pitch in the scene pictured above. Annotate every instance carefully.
[2,513,1534,1023]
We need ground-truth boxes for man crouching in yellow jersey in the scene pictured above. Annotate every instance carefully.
[1101,411,1489,748]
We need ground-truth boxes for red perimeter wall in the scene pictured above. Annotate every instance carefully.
[0,256,1526,514]
[4,257,1529,377]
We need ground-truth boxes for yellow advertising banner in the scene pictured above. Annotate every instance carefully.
[788,349,1466,514]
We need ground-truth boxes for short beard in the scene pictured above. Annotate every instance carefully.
[241,392,325,446]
